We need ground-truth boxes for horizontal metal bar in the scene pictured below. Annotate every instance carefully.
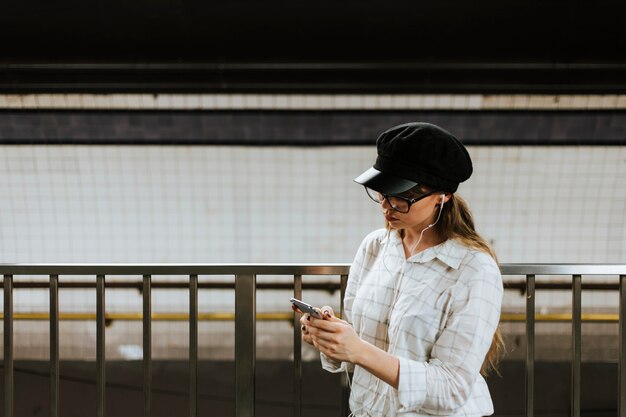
[0,263,624,276]
[501,313,618,322]
[0,312,290,321]
[500,264,626,275]
[0,312,621,322]
[0,281,343,291]
[2,280,623,292]
[0,264,351,275]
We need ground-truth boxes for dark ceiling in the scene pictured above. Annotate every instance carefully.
[1,0,625,93]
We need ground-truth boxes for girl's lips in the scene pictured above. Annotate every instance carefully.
[384,215,398,222]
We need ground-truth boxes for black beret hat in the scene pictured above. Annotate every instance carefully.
[354,122,473,193]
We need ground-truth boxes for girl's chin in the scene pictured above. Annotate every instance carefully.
[385,221,401,229]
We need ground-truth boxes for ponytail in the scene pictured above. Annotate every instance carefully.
[437,194,505,376]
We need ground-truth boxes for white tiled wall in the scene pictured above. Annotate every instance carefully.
[1,145,625,359]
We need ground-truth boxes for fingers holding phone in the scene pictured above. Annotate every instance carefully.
[291,298,325,346]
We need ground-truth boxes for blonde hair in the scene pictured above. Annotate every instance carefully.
[435,194,505,376]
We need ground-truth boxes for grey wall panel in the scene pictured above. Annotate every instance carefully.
[0,111,625,145]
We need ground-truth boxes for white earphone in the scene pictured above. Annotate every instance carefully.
[426,194,446,229]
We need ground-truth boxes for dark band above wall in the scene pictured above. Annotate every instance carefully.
[0,111,625,146]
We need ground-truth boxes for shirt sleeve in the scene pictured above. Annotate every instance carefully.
[320,232,376,373]
[395,255,503,415]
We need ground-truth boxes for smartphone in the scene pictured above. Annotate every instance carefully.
[290,297,323,319]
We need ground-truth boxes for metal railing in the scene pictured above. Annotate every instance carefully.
[1,263,626,417]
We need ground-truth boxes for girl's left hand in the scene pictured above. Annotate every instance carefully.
[304,306,363,365]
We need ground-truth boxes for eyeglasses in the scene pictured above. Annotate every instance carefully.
[364,186,435,213]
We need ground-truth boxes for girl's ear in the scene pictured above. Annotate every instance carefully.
[434,193,451,207]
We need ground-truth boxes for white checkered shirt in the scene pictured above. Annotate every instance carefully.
[321,228,503,417]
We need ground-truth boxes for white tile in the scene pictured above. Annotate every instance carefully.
[231,94,246,108]
[602,95,618,108]
[185,94,201,109]
[259,95,274,109]
[556,95,574,109]
[573,95,588,109]
[407,95,423,109]
[423,95,437,108]
[215,94,231,108]
[436,94,452,108]
[510,95,528,109]
[318,95,332,108]
[200,94,216,109]
[251,94,266,108]
[480,95,495,109]
[528,95,546,109]
[361,95,376,109]
[0,95,22,109]
[586,95,604,109]
[392,95,410,109]
[379,95,393,108]
[467,95,483,109]
[110,94,127,109]
[18,95,36,108]
[347,95,363,109]
[286,94,303,109]
[35,94,54,108]
[62,94,80,109]
[274,94,288,108]
[170,94,186,109]
[333,94,348,109]
[451,95,468,109]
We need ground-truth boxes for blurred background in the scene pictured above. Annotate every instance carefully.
[1,0,625,416]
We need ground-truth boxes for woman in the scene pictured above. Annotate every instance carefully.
[299,122,504,416]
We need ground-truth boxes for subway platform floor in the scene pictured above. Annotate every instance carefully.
[0,360,617,417]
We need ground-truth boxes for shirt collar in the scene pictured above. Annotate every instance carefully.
[385,230,468,269]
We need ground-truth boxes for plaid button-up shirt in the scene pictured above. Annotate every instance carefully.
[322,228,503,416]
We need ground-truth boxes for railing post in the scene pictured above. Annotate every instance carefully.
[3,274,14,417]
[50,275,60,417]
[525,274,535,417]
[97,274,106,417]
[143,275,152,417]
[293,274,302,417]
[235,274,256,417]
[571,275,581,417]
[189,274,198,417]
[617,275,626,417]
[340,274,349,417]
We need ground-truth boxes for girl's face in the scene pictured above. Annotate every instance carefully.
[381,188,448,231]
